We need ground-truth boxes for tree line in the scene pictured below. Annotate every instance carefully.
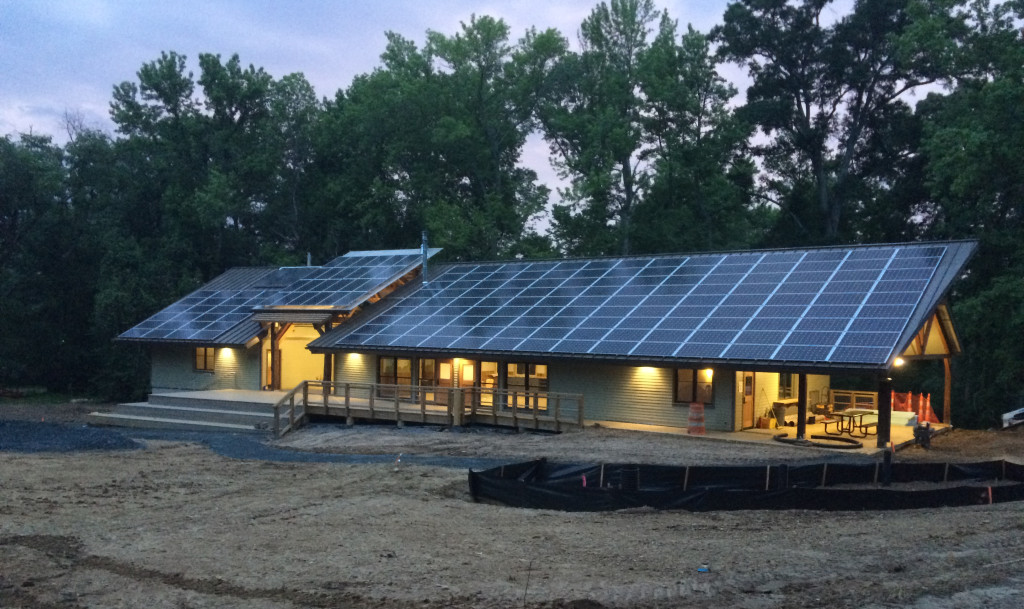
[1,0,1021,426]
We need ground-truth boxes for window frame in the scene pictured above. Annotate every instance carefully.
[194,347,215,373]
[674,368,713,406]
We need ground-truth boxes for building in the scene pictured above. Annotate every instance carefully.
[119,240,976,446]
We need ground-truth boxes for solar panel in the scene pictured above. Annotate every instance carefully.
[312,242,975,369]
[263,252,423,310]
[121,249,438,345]
[119,268,278,343]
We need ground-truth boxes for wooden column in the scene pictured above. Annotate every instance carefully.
[269,323,280,390]
[943,357,952,425]
[796,373,808,440]
[877,376,892,449]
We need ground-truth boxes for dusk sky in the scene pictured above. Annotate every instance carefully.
[0,1,852,199]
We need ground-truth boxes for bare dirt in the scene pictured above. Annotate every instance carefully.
[2,399,1023,608]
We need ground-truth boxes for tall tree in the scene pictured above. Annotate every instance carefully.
[540,0,661,255]
[630,18,760,252]
[914,0,1024,425]
[714,0,966,244]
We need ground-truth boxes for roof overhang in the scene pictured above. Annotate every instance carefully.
[252,310,337,324]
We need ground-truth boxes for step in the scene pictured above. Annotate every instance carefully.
[87,412,268,433]
[112,402,274,426]
[148,394,279,413]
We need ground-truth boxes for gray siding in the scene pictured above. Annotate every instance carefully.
[150,344,260,392]
[333,352,376,385]
[549,362,734,431]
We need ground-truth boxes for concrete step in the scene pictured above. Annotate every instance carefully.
[87,411,267,433]
[108,402,274,426]
[148,393,278,413]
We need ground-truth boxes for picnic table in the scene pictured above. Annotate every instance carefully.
[824,408,878,437]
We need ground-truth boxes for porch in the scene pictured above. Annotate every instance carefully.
[274,381,585,436]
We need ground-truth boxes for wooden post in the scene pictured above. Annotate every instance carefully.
[394,390,401,427]
[554,395,561,432]
[452,388,463,426]
[877,375,892,449]
[578,395,585,427]
[419,389,426,423]
[943,357,952,426]
[796,373,808,440]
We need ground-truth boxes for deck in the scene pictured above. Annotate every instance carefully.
[273,381,584,436]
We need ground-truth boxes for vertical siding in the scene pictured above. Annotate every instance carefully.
[333,352,375,385]
[150,344,261,392]
[548,362,733,431]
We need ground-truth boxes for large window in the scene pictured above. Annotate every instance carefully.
[507,362,548,409]
[195,347,215,372]
[378,357,412,398]
[675,368,713,405]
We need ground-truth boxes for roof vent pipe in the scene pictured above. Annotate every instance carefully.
[421,231,429,285]
[306,252,311,267]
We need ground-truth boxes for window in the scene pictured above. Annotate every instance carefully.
[506,362,549,409]
[778,373,795,399]
[378,357,412,398]
[195,347,215,372]
[675,368,713,405]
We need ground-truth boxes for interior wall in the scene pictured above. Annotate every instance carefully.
[278,325,325,389]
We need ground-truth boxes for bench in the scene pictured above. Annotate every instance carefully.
[858,422,878,436]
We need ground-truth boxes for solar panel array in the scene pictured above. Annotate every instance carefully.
[119,272,276,343]
[120,250,430,344]
[261,252,423,309]
[320,244,953,366]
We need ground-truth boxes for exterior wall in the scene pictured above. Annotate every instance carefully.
[333,352,376,385]
[150,344,260,392]
[548,362,734,432]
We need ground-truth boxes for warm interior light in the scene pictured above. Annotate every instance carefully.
[894,357,906,367]
[701,368,714,382]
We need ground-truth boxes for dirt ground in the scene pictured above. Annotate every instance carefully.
[2,399,1023,609]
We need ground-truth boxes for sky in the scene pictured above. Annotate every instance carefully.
[0,0,742,140]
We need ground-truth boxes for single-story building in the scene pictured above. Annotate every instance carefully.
[120,240,977,447]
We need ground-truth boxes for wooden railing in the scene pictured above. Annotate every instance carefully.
[832,389,878,411]
[271,380,584,437]
[271,381,309,437]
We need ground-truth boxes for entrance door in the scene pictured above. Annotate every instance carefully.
[741,372,755,428]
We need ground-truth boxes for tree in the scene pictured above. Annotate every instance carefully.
[913,0,1024,426]
[630,18,760,252]
[714,0,967,244]
[317,18,553,261]
[540,0,661,255]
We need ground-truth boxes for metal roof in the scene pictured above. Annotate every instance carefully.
[309,241,977,372]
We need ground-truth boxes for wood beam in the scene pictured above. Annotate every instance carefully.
[796,373,808,440]
[877,376,892,449]
[943,357,952,425]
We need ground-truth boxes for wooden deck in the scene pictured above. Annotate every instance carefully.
[272,381,584,437]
